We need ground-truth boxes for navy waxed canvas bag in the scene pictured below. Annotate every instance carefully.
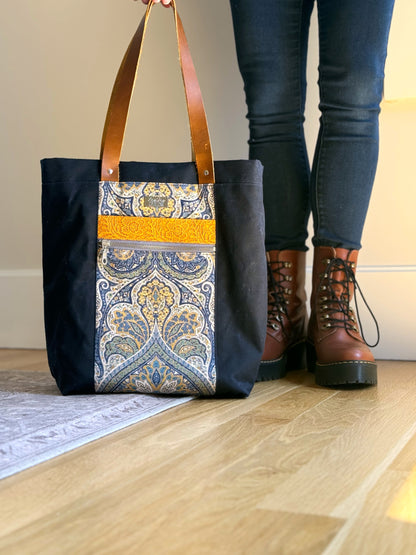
[41,0,267,397]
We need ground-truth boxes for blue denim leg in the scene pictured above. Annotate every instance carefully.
[230,0,314,251]
[229,0,395,251]
[311,0,395,249]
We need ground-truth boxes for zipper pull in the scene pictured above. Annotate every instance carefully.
[101,240,110,265]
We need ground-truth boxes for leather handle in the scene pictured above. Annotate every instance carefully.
[100,0,215,184]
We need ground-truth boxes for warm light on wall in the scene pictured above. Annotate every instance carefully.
[387,464,416,524]
[384,1,416,101]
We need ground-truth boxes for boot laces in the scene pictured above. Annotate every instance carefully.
[319,257,380,348]
[267,260,292,338]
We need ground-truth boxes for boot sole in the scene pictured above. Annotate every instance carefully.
[306,342,377,387]
[257,341,306,382]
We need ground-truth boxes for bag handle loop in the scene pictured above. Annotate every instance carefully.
[100,0,215,184]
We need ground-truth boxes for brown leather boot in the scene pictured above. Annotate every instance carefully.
[307,246,378,386]
[258,250,308,381]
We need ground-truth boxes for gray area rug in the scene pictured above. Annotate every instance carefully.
[0,371,193,480]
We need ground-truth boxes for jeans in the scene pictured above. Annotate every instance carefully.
[230,0,395,251]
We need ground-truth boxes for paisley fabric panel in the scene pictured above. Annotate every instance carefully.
[94,181,216,396]
[97,215,216,245]
[98,181,215,220]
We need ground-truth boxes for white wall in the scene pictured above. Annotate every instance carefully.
[0,0,415,359]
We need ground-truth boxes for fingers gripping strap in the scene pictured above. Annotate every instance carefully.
[100,0,215,184]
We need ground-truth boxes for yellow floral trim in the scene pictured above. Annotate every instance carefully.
[97,215,216,245]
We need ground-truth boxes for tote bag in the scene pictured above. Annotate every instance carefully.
[41,0,267,397]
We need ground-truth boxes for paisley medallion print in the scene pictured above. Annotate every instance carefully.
[94,181,216,396]
[98,181,215,220]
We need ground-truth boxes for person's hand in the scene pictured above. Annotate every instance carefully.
[138,0,172,6]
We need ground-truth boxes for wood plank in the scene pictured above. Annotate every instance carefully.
[258,362,416,518]
[0,349,48,372]
[329,469,416,554]
[0,352,415,555]
[0,377,304,537]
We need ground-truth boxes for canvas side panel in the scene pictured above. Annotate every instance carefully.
[214,182,267,397]
[42,175,98,395]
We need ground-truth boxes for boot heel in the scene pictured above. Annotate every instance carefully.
[306,341,317,374]
[257,354,288,382]
[286,340,307,371]
[257,341,307,382]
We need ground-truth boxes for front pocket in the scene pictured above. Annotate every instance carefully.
[94,238,216,395]
[100,238,216,257]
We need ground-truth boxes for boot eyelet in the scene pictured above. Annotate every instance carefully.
[272,323,280,331]
[320,285,327,291]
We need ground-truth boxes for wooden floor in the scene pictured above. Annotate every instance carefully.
[1,351,416,554]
